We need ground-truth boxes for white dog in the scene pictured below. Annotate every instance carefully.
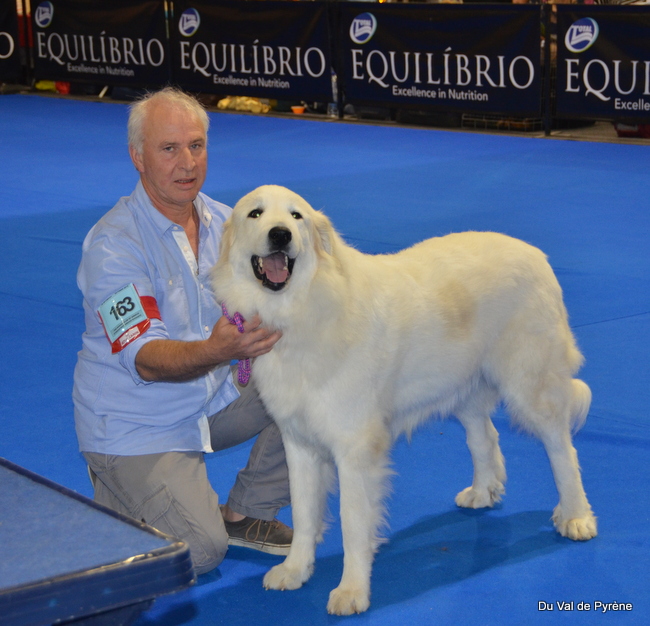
[212,185,597,615]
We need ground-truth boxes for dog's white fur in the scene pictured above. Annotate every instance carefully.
[212,185,597,615]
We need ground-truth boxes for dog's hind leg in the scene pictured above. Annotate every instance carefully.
[541,425,597,540]
[454,384,506,509]
[327,424,392,616]
[509,375,597,541]
[264,437,334,591]
[538,380,597,540]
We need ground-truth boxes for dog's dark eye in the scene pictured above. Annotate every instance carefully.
[248,209,263,219]
[291,211,303,220]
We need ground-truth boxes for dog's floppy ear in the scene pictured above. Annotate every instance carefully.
[216,217,234,266]
[313,210,335,256]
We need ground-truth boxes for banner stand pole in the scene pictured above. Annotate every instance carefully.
[328,0,343,119]
[16,0,32,86]
[543,3,552,136]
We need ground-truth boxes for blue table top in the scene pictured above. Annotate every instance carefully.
[0,464,170,590]
[0,458,195,626]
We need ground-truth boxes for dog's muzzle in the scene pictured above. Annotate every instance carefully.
[251,227,296,292]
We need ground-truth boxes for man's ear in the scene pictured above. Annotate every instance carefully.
[129,145,144,173]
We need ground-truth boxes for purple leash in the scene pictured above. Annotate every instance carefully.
[221,303,251,385]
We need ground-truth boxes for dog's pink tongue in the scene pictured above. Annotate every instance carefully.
[262,252,289,283]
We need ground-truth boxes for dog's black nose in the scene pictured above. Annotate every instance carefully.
[268,227,292,249]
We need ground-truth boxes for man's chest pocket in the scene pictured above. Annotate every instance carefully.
[154,275,194,338]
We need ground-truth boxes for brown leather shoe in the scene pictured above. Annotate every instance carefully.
[223,516,293,556]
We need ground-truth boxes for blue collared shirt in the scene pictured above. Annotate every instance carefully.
[73,181,239,455]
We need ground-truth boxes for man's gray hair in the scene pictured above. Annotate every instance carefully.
[128,87,210,155]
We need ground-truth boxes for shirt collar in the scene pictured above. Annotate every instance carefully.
[194,193,213,229]
[133,180,213,235]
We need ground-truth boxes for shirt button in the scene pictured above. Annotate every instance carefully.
[204,325,210,333]
[168,279,173,286]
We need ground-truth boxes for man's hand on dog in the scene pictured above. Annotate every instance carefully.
[210,314,282,362]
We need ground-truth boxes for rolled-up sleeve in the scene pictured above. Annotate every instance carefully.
[79,225,169,382]
[118,318,169,386]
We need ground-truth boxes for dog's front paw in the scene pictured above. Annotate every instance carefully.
[455,483,504,509]
[263,562,312,591]
[327,585,370,615]
[553,506,598,541]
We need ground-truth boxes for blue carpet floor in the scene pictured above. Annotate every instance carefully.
[0,94,648,625]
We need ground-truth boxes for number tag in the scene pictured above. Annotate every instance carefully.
[98,284,153,353]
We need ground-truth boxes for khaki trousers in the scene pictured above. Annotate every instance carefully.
[84,380,289,575]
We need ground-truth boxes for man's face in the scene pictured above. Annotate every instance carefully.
[130,101,207,218]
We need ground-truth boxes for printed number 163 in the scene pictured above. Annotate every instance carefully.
[110,296,135,319]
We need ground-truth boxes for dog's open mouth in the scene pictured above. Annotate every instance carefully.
[251,252,295,291]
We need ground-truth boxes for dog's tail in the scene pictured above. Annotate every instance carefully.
[570,379,591,434]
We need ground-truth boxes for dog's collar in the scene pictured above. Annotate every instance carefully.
[221,303,251,386]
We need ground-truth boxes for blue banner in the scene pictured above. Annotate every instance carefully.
[170,0,333,102]
[339,3,542,115]
[31,0,169,86]
[0,0,21,81]
[556,6,650,120]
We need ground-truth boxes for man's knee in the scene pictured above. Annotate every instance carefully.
[136,482,229,574]
[193,539,227,575]
[84,451,229,575]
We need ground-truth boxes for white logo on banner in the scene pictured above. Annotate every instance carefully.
[179,8,201,37]
[35,1,54,29]
[565,18,599,53]
[350,13,377,45]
